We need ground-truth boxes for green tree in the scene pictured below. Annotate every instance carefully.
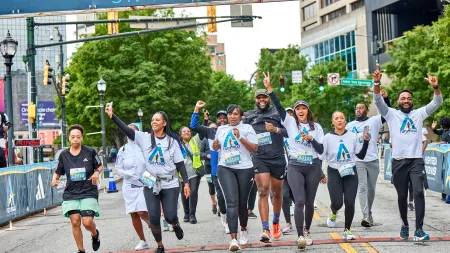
[383,5,450,123]
[62,10,212,148]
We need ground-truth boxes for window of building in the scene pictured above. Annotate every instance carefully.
[208,46,216,54]
[303,3,317,21]
[321,0,341,8]
[321,7,346,23]
[304,22,318,31]
[351,0,364,11]
[216,58,224,66]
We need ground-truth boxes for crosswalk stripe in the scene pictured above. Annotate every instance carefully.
[329,232,358,253]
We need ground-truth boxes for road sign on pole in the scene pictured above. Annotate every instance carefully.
[341,78,373,87]
[327,73,340,85]
[292,71,302,84]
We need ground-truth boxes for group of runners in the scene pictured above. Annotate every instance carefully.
[51,66,442,252]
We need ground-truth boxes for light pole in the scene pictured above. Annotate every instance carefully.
[56,27,67,148]
[97,77,109,178]
[137,108,143,131]
[1,31,18,166]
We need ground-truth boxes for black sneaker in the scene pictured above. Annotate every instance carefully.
[77,251,86,253]
[173,223,184,240]
[92,229,100,251]
[408,202,415,211]
[183,213,189,222]
[155,246,165,253]
[212,204,218,214]
[190,214,197,224]
[400,225,409,240]
[248,212,258,219]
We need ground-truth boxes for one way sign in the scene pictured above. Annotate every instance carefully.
[327,73,340,85]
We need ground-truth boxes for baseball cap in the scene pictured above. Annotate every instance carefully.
[216,110,227,117]
[294,100,310,110]
[254,89,269,98]
[285,107,294,112]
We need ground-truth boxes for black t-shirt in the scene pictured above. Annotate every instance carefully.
[56,145,102,201]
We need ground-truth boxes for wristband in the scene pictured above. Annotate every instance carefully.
[276,127,279,134]
[374,82,381,86]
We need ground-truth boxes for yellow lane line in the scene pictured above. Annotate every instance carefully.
[361,243,379,253]
[313,211,321,220]
[329,232,358,253]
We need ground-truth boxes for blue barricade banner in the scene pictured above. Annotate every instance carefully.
[384,148,392,181]
[423,144,448,193]
[26,163,55,213]
[444,151,450,195]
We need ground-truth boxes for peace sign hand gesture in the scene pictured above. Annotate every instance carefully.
[263,72,273,93]
[425,72,439,89]
[373,64,382,83]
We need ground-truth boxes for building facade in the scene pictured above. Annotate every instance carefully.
[205,34,226,72]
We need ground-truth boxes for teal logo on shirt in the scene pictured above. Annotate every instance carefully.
[223,131,240,150]
[295,127,311,147]
[149,145,165,165]
[351,126,359,133]
[336,141,351,162]
[400,117,417,134]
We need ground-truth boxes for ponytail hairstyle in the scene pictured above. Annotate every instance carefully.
[293,105,316,131]
[150,111,183,153]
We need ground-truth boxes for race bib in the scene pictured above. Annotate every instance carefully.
[224,151,241,166]
[206,174,213,183]
[70,168,86,181]
[339,164,355,177]
[297,151,313,164]
[257,132,272,146]
[140,171,156,189]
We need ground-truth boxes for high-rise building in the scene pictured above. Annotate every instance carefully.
[205,34,226,72]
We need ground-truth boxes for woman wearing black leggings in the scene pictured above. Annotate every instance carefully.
[322,111,369,241]
[263,72,325,249]
[212,104,258,252]
[105,103,190,253]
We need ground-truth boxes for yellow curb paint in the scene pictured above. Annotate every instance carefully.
[361,243,379,253]
[329,232,358,253]
[313,211,321,220]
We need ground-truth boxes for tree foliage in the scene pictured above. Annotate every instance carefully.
[383,5,450,123]
[255,46,369,132]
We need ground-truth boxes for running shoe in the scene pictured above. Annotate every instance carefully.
[77,251,85,253]
[343,229,355,240]
[408,202,415,211]
[282,223,293,234]
[297,236,306,249]
[189,214,197,224]
[183,213,189,222]
[239,230,249,245]
[135,240,149,251]
[221,214,230,234]
[272,223,282,239]
[361,218,371,227]
[327,213,337,228]
[162,220,170,231]
[154,246,165,253]
[173,223,184,240]
[413,228,430,242]
[92,229,100,251]
[229,239,240,252]
[212,204,217,214]
[400,225,409,240]
[168,224,174,232]
[260,230,271,243]
[248,212,258,219]
[304,230,313,245]
[368,215,374,226]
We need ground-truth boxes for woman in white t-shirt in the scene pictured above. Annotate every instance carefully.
[212,104,258,252]
[321,111,369,241]
[106,103,191,253]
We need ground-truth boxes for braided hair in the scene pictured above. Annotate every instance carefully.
[149,111,183,153]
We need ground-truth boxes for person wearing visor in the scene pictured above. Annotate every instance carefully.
[243,89,288,242]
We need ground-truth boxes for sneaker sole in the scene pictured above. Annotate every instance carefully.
[413,235,430,242]
[327,219,336,228]
[260,235,271,243]
[361,220,371,227]
[229,245,240,251]
[298,239,307,249]
[282,229,293,235]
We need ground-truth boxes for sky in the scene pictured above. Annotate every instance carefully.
[67,1,301,81]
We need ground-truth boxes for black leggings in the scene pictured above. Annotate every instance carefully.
[144,187,179,243]
[213,175,226,214]
[287,163,322,236]
[282,176,294,224]
[218,166,255,234]
[248,182,257,211]
[327,166,358,230]
[181,176,201,215]
[205,165,216,196]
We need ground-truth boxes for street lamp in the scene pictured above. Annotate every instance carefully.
[137,108,143,131]
[97,77,109,179]
[1,31,18,166]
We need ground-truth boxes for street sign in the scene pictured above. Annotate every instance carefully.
[341,78,374,87]
[15,139,41,147]
[327,73,340,85]
[292,71,303,84]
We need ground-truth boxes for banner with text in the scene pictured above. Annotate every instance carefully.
[20,101,59,127]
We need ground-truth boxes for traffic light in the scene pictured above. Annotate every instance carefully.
[28,102,36,123]
[61,74,70,95]
[319,75,324,92]
[279,75,285,92]
[43,61,53,86]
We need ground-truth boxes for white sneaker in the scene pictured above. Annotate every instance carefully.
[297,236,306,249]
[239,230,249,245]
[135,240,149,251]
[305,231,313,245]
[229,239,240,252]
[221,214,230,234]
[282,223,293,234]
[327,212,337,228]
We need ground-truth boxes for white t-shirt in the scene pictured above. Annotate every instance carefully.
[383,107,428,159]
[346,116,383,162]
[134,131,184,189]
[281,114,324,162]
[321,131,363,170]
[215,123,258,169]
[422,128,428,142]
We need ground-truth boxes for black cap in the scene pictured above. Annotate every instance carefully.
[216,110,227,117]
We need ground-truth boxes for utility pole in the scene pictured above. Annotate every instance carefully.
[56,27,66,148]
[27,17,38,163]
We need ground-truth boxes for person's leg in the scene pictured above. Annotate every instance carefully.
[342,169,359,230]
[206,165,217,207]
[392,159,410,227]
[161,188,181,226]
[137,211,150,227]
[180,181,190,221]
[287,167,306,237]
[81,216,98,236]
[144,187,164,247]
[247,180,257,216]
[213,175,226,215]
[268,162,285,239]
[408,159,426,231]
[303,164,322,231]
[235,168,255,245]
[189,176,201,221]
[69,212,84,251]
[356,161,370,219]
[282,177,292,224]
[131,212,146,241]
[218,166,240,239]
[327,167,344,214]
[255,172,271,231]
[366,160,380,220]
